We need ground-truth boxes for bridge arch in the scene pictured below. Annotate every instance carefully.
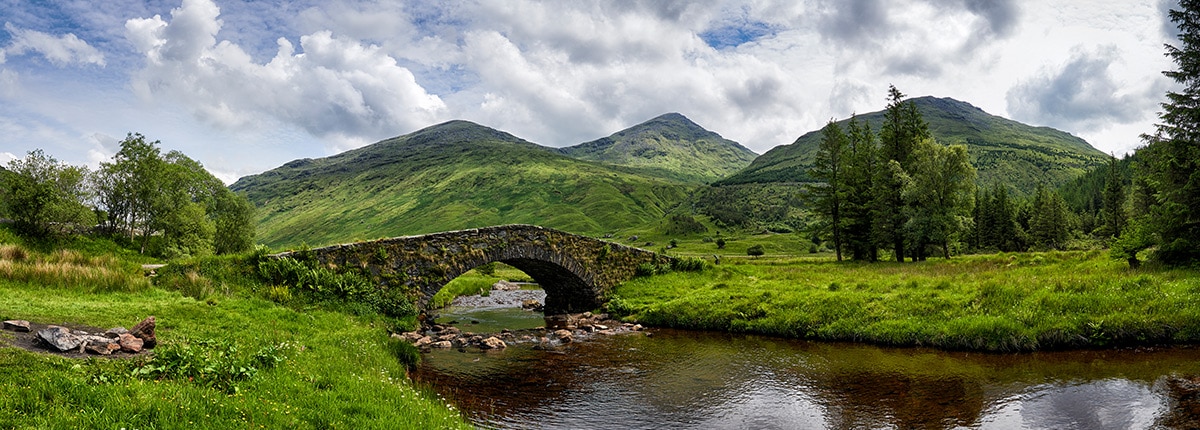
[287,225,670,315]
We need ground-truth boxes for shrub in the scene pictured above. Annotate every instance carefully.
[716,238,726,249]
[747,244,765,257]
[671,257,709,272]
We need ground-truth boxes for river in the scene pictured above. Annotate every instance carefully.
[414,293,1200,429]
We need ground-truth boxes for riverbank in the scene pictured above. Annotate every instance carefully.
[609,250,1200,352]
[0,231,470,429]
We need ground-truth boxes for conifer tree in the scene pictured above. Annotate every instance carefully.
[1099,155,1126,240]
[874,85,929,261]
[806,120,849,261]
[1138,0,1200,265]
[843,115,878,261]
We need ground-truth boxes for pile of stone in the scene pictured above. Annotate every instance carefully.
[491,280,521,291]
[394,325,509,351]
[394,311,645,352]
[3,316,157,356]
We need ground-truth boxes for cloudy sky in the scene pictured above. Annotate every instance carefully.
[0,0,1179,183]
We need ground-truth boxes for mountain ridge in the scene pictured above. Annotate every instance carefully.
[717,96,1109,195]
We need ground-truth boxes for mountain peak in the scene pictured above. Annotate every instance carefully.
[560,113,757,183]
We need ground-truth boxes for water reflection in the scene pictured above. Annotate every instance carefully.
[413,319,1200,429]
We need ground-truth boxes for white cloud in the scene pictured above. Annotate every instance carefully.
[125,0,446,148]
[2,22,105,67]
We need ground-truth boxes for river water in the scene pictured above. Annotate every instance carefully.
[415,297,1200,429]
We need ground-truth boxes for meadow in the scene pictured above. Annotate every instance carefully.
[609,250,1200,352]
[0,229,470,429]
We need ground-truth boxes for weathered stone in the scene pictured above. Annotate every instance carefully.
[129,316,156,349]
[552,329,573,343]
[429,341,453,348]
[597,329,616,335]
[104,327,128,338]
[441,326,461,336]
[480,337,507,349]
[413,336,433,347]
[582,312,593,319]
[36,326,81,352]
[632,324,643,331]
[398,331,424,342]
[437,333,458,342]
[118,333,144,353]
[469,335,483,343]
[594,324,608,330]
[2,320,30,332]
[85,342,121,355]
[492,280,520,291]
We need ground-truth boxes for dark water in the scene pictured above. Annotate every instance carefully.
[415,308,1200,429]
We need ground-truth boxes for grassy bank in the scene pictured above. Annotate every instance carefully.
[610,250,1200,352]
[0,233,470,429]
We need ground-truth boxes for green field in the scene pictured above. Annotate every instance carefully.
[610,250,1200,352]
[0,231,469,429]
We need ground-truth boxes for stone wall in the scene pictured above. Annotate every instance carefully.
[279,225,671,314]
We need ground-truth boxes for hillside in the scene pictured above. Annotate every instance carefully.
[717,96,1109,196]
[560,113,757,183]
[231,120,692,249]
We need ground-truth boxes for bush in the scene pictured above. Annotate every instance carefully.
[716,238,726,249]
[671,257,709,272]
[747,245,765,257]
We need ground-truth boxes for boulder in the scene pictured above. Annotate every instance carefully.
[37,326,82,352]
[522,299,543,311]
[118,333,144,353]
[480,337,507,350]
[397,331,425,342]
[492,280,520,291]
[2,320,30,332]
[129,316,156,349]
[104,327,128,338]
[552,329,573,343]
[429,341,453,348]
[85,342,121,355]
[413,336,434,348]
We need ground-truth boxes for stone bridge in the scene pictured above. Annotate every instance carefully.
[281,225,672,315]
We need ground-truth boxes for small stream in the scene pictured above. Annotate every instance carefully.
[416,295,1200,429]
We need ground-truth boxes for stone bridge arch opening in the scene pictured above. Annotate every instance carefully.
[431,245,602,315]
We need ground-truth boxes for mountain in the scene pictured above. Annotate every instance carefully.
[231,120,691,248]
[716,96,1109,196]
[560,113,757,183]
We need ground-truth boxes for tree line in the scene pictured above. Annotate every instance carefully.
[806,85,976,262]
[0,133,254,258]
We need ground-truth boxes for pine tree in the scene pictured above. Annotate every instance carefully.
[1029,184,1071,250]
[806,120,850,260]
[843,115,878,261]
[1099,155,1127,240]
[1138,0,1200,265]
[874,85,930,261]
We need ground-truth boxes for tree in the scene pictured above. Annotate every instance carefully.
[874,85,930,262]
[2,149,95,237]
[1137,0,1200,265]
[95,133,255,257]
[806,120,850,261]
[843,115,879,261]
[96,133,165,251]
[904,139,976,259]
[1098,155,1127,240]
[1028,183,1071,250]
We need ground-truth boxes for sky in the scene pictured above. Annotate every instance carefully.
[0,0,1181,183]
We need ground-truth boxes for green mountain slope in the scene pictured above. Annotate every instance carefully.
[231,120,691,249]
[717,96,1109,195]
[560,113,757,183]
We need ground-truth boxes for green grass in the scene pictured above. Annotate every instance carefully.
[610,250,1200,352]
[0,235,470,429]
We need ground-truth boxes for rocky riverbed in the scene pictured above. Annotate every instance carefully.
[394,311,645,352]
